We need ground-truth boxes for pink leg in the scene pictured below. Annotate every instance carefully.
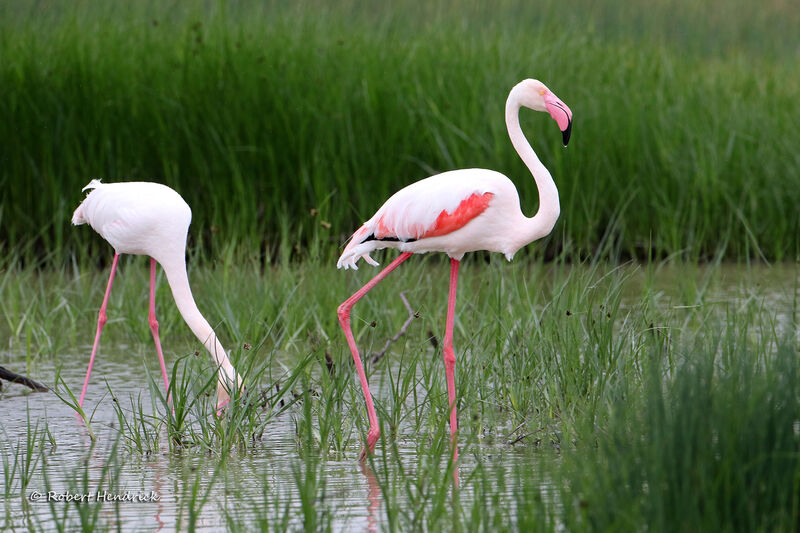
[337,252,413,459]
[148,258,171,403]
[443,258,460,463]
[79,254,120,408]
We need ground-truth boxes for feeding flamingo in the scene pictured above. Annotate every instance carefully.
[72,180,242,412]
[337,79,572,460]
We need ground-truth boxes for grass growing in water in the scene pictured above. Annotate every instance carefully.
[561,338,800,531]
[1,260,798,530]
[1,3,797,528]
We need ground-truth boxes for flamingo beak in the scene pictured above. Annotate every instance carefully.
[543,91,573,147]
[216,373,245,415]
[561,116,572,147]
[216,382,231,413]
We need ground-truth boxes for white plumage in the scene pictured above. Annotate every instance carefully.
[73,180,242,411]
[336,79,573,461]
[337,169,525,269]
[73,180,190,258]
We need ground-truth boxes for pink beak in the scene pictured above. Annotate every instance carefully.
[543,91,573,146]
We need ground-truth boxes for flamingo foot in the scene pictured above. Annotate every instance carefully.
[359,428,380,461]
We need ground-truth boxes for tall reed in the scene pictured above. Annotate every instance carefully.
[0,0,797,265]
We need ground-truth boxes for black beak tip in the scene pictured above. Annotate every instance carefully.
[562,119,572,147]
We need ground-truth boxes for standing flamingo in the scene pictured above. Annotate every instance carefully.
[337,79,572,460]
[72,180,242,412]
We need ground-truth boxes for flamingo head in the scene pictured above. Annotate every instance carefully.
[216,371,245,415]
[517,79,573,147]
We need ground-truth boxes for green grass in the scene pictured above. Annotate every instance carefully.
[560,339,800,532]
[1,2,799,528]
[0,0,798,265]
[1,259,798,530]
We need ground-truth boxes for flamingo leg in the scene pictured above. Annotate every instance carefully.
[79,253,120,408]
[443,258,460,463]
[337,251,413,459]
[148,258,171,403]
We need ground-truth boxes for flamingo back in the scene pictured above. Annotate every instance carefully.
[72,180,191,260]
[338,168,517,268]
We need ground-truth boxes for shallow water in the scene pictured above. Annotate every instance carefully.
[0,350,550,531]
[1,263,796,531]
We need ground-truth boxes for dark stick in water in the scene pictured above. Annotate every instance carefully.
[0,366,49,392]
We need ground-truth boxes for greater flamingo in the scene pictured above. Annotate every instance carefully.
[337,79,572,460]
[72,180,242,412]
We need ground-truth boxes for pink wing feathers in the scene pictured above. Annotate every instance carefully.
[338,170,501,269]
[417,192,493,238]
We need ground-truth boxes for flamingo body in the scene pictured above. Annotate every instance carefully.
[338,169,531,268]
[72,180,191,260]
[336,79,573,461]
[72,180,241,411]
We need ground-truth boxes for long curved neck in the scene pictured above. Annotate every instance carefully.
[157,253,237,382]
[505,92,560,247]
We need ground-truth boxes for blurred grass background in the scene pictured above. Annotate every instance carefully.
[1,0,798,266]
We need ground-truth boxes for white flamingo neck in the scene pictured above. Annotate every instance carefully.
[505,92,560,248]
[157,255,237,382]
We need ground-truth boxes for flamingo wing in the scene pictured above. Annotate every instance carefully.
[372,190,494,241]
[338,170,503,269]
